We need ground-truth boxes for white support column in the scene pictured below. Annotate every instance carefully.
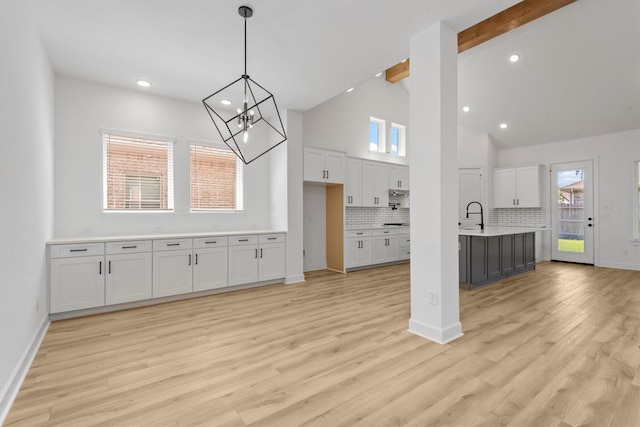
[284,110,305,284]
[408,22,462,344]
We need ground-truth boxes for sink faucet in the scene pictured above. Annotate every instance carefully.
[466,201,484,230]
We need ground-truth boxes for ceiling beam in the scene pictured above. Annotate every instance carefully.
[385,59,410,84]
[385,0,577,83]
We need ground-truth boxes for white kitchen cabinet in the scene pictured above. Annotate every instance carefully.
[372,229,402,264]
[50,243,105,313]
[388,164,409,191]
[362,161,389,207]
[303,147,345,184]
[258,234,285,281]
[493,165,543,208]
[345,230,373,269]
[345,157,362,206]
[105,240,153,305]
[228,234,285,286]
[193,237,228,292]
[152,239,193,298]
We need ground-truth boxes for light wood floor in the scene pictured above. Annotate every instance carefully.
[6,262,640,426]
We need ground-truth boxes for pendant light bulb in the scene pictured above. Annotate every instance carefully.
[243,130,249,144]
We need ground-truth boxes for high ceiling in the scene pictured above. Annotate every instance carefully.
[26,0,639,149]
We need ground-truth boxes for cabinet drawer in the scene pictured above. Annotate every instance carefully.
[193,236,229,249]
[345,230,372,239]
[153,238,193,251]
[49,243,105,258]
[372,228,404,236]
[229,235,258,246]
[259,234,285,244]
[106,240,152,254]
[399,236,411,247]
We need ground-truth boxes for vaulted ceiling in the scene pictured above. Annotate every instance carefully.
[26,0,639,149]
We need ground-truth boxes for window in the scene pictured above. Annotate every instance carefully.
[190,143,243,211]
[635,161,640,240]
[390,123,406,157]
[369,117,386,153]
[103,131,174,211]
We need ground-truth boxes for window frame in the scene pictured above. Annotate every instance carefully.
[390,122,407,157]
[189,140,244,212]
[369,116,386,153]
[102,129,175,212]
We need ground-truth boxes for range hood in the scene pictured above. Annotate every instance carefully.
[389,189,409,196]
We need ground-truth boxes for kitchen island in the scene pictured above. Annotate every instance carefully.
[458,227,545,290]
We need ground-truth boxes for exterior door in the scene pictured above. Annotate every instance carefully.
[551,161,594,264]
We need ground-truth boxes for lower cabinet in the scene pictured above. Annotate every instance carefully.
[372,230,401,264]
[50,252,105,313]
[345,230,373,269]
[105,241,153,305]
[460,232,535,290]
[228,234,285,286]
[50,232,285,316]
[193,237,228,292]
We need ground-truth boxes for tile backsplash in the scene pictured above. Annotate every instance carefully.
[487,208,548,227]
[346,203,410,228]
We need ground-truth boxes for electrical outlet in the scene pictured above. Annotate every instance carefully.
[429,291,438,305]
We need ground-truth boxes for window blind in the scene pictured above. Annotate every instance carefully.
[190,144,243,210]
[103,132,174,211]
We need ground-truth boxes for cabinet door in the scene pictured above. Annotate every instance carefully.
[487,236,502,280]
[362,161,388,207]
[374,163,389,206]
[516,166,542,208]
[513,234,526,272]
[501,234,515,275]
[345,238,360,269]
[345,158,362,206]
[357,237,372,266]
[470,236,488,284]
[152,249,193,297]
[345,237,372,268]
[459,236,468,283]
[106,252,152,305]
[388,165,409,190]
[303,147,325,182]
[324,150,344,183]
[50,256,105,313]
[228,245,259,286]
[258,243,285,281]
[371,236,387,264]
[493,168,517,208]
[524,233,536,268]
[194,247,228,291]
[384,235,401,262]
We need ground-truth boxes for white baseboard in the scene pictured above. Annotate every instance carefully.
[597,261,640,271]
[408,318,463,344]
[0,317,50,425]
[284,274,305,284]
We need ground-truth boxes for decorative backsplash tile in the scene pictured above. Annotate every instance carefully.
[487,208,548,228]
[345,203,410,228]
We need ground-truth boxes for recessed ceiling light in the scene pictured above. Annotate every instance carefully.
[500,123,508,129]
[136,79,151,87]
[375,72,382,77]
[509,54,520,63]
[462,106,470,113]
[346,87,354,93]
[221,99,232,105]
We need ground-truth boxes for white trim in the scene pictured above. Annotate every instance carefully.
[0,318,50,425]
[408,319,463,344]
[284,274,305,284]
[100,127,176,143]
[633,161,640,241]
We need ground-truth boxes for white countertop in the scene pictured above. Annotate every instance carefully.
[346,224,410,231]
[47,229,287,245]
[458,226,548,237]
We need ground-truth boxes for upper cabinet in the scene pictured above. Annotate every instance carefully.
[493,165,543,208]
[361,161,389,207]
[303,147,345,184]
[388,165,409,191]
[345,157,363,206]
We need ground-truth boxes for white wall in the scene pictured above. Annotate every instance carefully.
[54,76,273,237]
[303,75,409,164]
[458,124,499,208]
[498,129,640,270]
[0,1,53,420]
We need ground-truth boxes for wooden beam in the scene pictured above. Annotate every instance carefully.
[457,0,577,53]
[385,59,410,84]
[385,0,577,82]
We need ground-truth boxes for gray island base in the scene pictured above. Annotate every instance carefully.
[459,228,539,290]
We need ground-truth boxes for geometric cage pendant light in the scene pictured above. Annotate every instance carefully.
[203,6,287,165]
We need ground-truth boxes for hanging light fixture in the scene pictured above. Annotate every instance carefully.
[202,5,287,165]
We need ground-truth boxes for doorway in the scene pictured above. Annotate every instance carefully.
[550,161,594,264]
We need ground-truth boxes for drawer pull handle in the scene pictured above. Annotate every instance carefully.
[167,243,180,246]
[189,254,192,266]
[239,239,249,242]
[205,241,217,244]
[356,232,363,235]
[267,237,277,240]
[122,245,137,249]
[99,261,102,275]
[70,249,88,252]
[108,261,111,274]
